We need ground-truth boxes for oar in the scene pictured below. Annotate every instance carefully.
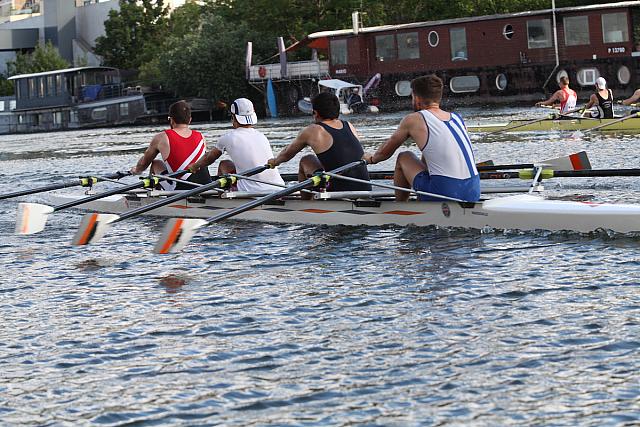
[481,168,640,181]
[15,170,187,235]
[154,160,365,254]
[0,172,127,201]
[71,165,271,246]
[580,111,640,133]
[484,113,557,136]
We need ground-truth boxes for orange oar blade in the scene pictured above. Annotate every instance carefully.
[154,218,207,254]
[72,213,119,245]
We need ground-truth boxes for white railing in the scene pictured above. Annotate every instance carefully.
[249,60,329,81]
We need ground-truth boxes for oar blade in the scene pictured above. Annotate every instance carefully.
[154,218,207,254]
[15,203,55,235]
[542,151,591,171]
[72,213,120,245]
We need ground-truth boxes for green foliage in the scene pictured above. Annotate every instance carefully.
[6,41,69,76]
[95,0,170,70]
[0,75,13,97]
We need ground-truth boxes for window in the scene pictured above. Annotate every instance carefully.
[38,77,45,98]
[375,35,396,61]
[398,32,419,59]
[395,80,411,97]
[56,75,64,95]
[428,31,439,47]
[527,19,552,48]
[602,12,628,43]
[564,16,590,46]
[28,78,36,98]
[496,74,508,91]
[119,102,129,117]
[330,39,348,65]
[0,101,4,112]
[618,65,631,85]
[450,28,467,60]
[15,83,21,99]
[47,76,55,96]
[577,68,599,86]
[91,107,107,121]
[503,24,514,40]
[450,76,480,93]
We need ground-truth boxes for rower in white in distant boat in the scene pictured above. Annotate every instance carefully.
[584,77,615,119]
[363,74,480,202]
[535,76,577,117]
[188,98,285,192]
[129,100,212,190]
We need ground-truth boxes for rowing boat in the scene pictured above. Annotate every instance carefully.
[47,187,640,234]
[466,116,640,133]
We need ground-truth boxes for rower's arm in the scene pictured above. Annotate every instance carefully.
[190,148,222,172]
[584,94,597,110]
[270,128,309,167]
[368,115,412,164]
[536,90,561,107]
[622,89,640,106]
[131,134,162,174]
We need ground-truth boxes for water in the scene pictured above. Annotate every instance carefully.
[1,107,639,426]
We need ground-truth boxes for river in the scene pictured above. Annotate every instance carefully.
[0,107,639,426]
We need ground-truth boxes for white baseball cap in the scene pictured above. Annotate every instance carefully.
[230,98,258,125]
[595,77,607,90]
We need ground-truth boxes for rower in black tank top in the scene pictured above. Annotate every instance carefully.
[595,90,614,119]
[316,121,372,192]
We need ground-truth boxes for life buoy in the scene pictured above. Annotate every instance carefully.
[258,66,267,78]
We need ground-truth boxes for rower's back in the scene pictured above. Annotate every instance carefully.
[316,120,371,192]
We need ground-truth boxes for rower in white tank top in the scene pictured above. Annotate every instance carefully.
[419,109,478,179]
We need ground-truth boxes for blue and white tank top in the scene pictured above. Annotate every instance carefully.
[419,110,478,179]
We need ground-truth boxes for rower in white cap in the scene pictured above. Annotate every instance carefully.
[584,77,614,119]
[189,98,285,191]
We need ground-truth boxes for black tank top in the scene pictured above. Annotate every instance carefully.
[316,121,371,192]
[595,90,614,119]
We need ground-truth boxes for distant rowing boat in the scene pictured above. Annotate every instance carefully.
[466,116,640,133]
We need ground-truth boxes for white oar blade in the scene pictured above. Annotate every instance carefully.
[154,218,207,254]
[542,151,591,171]
[15,203,55,235]
[72,213,120,246]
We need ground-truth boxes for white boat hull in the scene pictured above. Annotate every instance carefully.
[48,192,640,234]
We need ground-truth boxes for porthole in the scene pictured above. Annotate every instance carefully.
[556,69,569,85]
[395,80,412,97]
[449,76,481,93]
[428,31,439,47]
[618,65,631,85]
[577,68,600,86]
[503,24,514,40]
[496,73,508,91]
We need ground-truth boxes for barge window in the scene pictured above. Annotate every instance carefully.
[330,39,348,65]
[564,16,590,46]
[428,31,439,47]
[28,78,36,98]
[398,32,419,59]
[375,35,396,61]
[577,68,599,86]
[527,19,552,48]
[618,65,631,84]
[56,75,64,95]
[15,82,21,99]
[503,24,514,40]
[450,28,467,60]
[602,12,628,43]
[120,102,129,117]
[47,76,55,96]
[38,77,45,98]
[450,76,480,93]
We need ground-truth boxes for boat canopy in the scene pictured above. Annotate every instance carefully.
[319,79,362,91]
[8,67,119,81]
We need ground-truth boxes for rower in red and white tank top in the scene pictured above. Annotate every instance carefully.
[560,87,577,114]
[163,129,206,177]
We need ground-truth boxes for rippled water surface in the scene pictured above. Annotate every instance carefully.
[1,107,639,426]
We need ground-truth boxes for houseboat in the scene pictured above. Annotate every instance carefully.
[247,1,640,114]
[3,66,145,133]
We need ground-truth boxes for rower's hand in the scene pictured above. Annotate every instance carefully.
[535,102,543,107]
[187,164,199,174]
[616,100,625,105]
[267,158,278,169]
[129,167,141,175]
[362,152,375,165]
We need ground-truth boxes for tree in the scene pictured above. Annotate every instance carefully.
[95,0,169,70]
[6,41,69,76]
[0,75,13,97]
